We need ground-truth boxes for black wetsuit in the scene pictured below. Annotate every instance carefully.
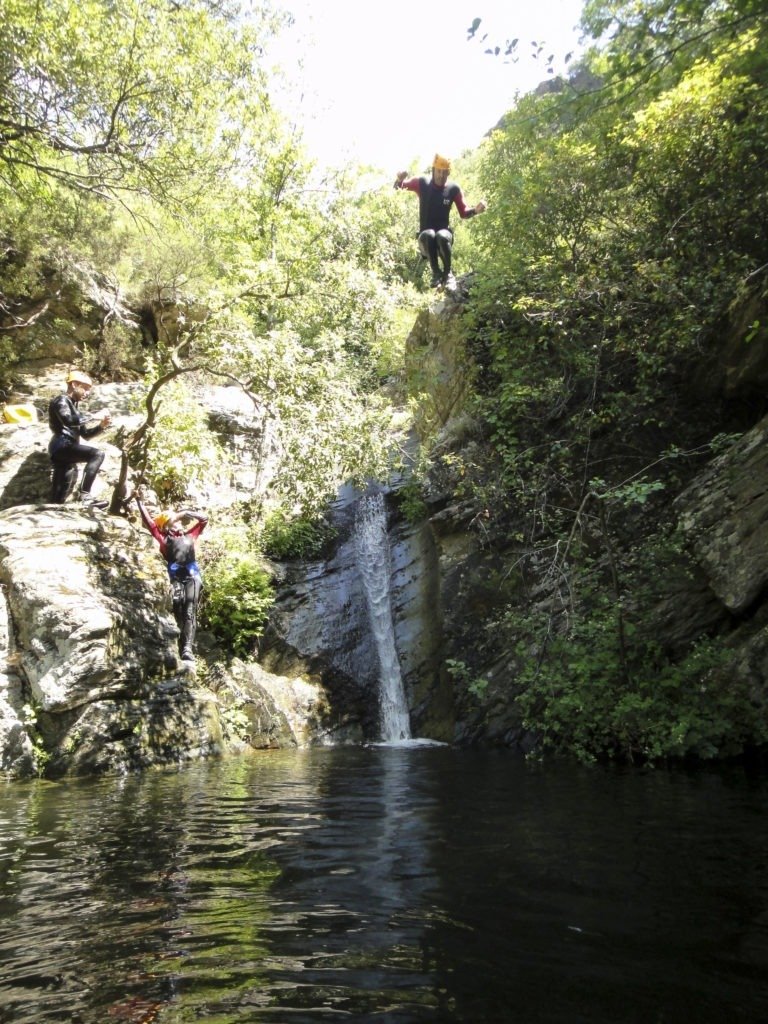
[47,394,105,502]
[139,501,207,660]
[396,175,478,280]
[164,533,203,656]
[413,176,463,233]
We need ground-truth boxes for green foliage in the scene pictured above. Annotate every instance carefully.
[459,15,768,524]
[511,602,764,764]
[234,328,396,517]
[474,507,766,765]
[261,509,336,561]
[395,480,429,524]
[220,702,252,742]
[198,506,277,658]
[446,659,490,700]
[0,0,285,203]
[201,553,274,659]
[580,0,766,98]
[0,3,417,517]
[20,703,52,776]
[139,379,229,503]
[591,476,666,506]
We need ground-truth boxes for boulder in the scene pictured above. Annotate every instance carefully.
[0,505,219,776]
[207,658,332,749]
[676,414,768,614]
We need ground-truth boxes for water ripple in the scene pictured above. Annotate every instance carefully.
[1,751,767,1023]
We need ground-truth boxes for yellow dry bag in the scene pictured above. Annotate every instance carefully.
[2,403,38,425]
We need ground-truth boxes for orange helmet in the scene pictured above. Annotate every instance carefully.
[433,154,451,172]
[154,510,174,531]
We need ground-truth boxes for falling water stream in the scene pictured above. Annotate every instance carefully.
[354,492,412,741]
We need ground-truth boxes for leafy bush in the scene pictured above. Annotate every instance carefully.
[143,380,229,503]
[446,659,489,701]
[260,508,336,561]
[511,600,765,764]
[201,554,274,659]
[395,480,428,523]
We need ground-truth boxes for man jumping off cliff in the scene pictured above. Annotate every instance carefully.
[394,154,487,290]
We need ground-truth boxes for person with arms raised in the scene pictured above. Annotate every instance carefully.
[394,153,486,289]
[135,498,208,665]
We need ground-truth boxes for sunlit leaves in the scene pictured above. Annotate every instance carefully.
[444,1,768,762]
[579,0,766,103]
[0,0,286,202]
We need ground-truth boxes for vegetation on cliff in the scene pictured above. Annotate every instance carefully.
[431,0,768,761]
[1,0,767,763]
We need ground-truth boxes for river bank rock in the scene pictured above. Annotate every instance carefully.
[676,414,768,614]
[0,504,204,775]
[0,501,339,776]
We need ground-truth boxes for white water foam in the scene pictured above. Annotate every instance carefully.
[354,492,412,742]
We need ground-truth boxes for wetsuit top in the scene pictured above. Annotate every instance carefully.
[48,394,103,447]
[139,502,207,580]
[163,531,203,580]
[396,176,478,233]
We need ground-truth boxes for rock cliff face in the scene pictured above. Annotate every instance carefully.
[674,414,768,710]
[0,503,219,776]
[0,374,330,778]
[676,417,768,615]
[3,276,768,775]
[261,485,452,743]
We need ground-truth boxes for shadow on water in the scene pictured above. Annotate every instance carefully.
[1,748,767,1023]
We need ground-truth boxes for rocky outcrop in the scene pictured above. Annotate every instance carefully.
[0,365,345,778]
[0,504,209,775]
[0,365,274,513]
[0,502,336,777]
[427,408,768,750]
[404,293,474,438]
[393,283,768,751]
[207,658,331,748]
[676,415,768,614]
[260,487,453,744]
[695,277,768,400]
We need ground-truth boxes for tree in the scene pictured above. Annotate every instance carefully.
[0,0,284,203]
[0,1,414,533]
[442,3,768,761]
[578,0,767,106]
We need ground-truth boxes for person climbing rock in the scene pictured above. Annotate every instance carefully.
[394,154,486,290]
[135,497,208,664]
[48,369,111,509]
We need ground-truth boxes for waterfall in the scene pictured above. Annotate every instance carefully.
[354,493,412,742]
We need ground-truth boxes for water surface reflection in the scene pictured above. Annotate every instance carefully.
[1,748,767,1023]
